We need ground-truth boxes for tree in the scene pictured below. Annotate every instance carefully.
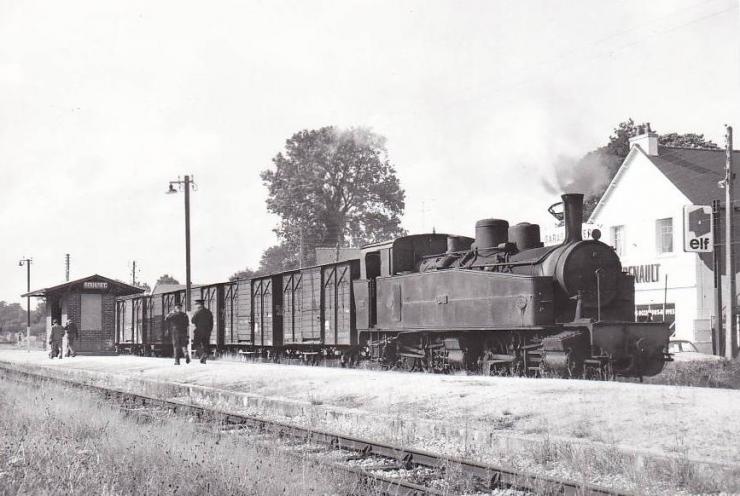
[136,282,152,292]
[658,132,718,149]
[261,126,406,264]
[258,244,300,274]
[229,267,261,281]
[155,274,180,286]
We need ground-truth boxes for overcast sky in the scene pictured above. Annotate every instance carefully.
[1,0,739,306]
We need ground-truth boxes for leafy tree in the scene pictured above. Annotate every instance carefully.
[658,132,718,149]
[261,126,406,264]
[229,267,261,281]
[155,274,180,286]
[258,244,300,274]
[136,282,152,292]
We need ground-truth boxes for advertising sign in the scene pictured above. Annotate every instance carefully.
[683,205,713,253]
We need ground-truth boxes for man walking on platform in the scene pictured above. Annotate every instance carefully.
[49,320,65,359]
[64,318,78,357]
[165,303,190,365]
[191,299,213,364]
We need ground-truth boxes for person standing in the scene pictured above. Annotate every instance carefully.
[64,318,78,357]
[191,299,213,364]
[49,320,65,359]
[165,303,190,365]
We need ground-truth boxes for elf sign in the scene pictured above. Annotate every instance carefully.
[683,205,713,253]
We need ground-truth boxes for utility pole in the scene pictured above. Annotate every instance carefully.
[724,125,737,359]
[131,260,137,286]
[18,257,32,353]
[712,199,722,355]
[167,175,196,357]
[65,253,70,281]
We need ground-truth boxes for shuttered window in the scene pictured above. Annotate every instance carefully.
[656,218,673,254]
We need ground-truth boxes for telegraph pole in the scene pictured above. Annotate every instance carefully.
[167,175,195,357]
[724,126,737,359]
[131,260,137,286]
[712,199,722,355]
[65,253,70,281]
[18,257,32,352]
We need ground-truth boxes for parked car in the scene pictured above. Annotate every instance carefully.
[668,340,723,362]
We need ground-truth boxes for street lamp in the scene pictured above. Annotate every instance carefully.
[166,175,196,357]
[18,257,32,352]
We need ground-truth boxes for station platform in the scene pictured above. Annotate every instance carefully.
[0,350,737,472]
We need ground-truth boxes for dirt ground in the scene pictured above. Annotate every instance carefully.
[1,350,738,466]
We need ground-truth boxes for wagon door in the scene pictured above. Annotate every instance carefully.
[235,279,253,344]
[223,282,237,346]
[262,278,276,346]
[123,299,133,344]
[115,299,127,345]
[282,273,299,345]
[133,298,144,344]
[323,266,337,345]
[301,268,322,343]
[150,295,163,344]
[253,280,264,347]
[201,286,220,347]
[335,264,353,345]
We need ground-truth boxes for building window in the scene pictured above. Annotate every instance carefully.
[611,225,625,256]
[656,218,673,254]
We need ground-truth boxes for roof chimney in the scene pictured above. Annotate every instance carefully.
[629,122,659,156]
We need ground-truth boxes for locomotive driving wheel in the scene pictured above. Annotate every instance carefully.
[481,336,518,376]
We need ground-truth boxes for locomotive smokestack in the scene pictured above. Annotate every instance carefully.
[562,193,584,243]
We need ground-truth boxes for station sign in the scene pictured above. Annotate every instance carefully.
[83,281,108,290]
[683,205,713,253]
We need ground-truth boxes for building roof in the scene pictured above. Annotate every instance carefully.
[650,146,740,205]
[590,145,740,222]
[22,274,145,298]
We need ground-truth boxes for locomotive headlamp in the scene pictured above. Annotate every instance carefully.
[591,229,601,241]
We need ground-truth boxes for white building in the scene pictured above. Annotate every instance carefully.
[588,127,740,352]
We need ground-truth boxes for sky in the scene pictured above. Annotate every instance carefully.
[1,0,739,307]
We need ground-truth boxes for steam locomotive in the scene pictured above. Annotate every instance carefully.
[115,193,671,379]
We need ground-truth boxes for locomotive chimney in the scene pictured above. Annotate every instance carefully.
[562,193,584,243]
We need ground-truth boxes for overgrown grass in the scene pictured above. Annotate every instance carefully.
[0,379,366,495]
[639,358,740,389]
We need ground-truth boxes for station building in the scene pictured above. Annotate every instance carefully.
[585,128,740,352]
[24,274,144,353]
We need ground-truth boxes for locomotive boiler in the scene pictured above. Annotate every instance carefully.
[354,193,671,378]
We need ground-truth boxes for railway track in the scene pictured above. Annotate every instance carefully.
[0,364,627,496]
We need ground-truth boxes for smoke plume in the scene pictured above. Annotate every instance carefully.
[541,151,612,197]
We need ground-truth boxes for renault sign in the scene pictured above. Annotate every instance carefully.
[683,205,713,252]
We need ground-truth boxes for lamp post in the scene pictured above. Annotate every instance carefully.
[18,257,32,352]
[167,175,196,357]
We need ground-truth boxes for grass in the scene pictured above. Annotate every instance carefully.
[638,358,740,389]
[0,379,368,496]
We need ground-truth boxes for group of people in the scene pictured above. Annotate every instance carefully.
[165,298,213,365]
[49,318,78,359]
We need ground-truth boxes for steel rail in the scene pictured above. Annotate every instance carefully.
[0,364,627,496]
